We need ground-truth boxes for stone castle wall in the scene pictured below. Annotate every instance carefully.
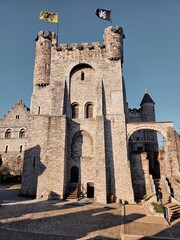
[0,100,29,178]
[25,25,134,203]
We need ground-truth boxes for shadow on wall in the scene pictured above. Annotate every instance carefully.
[20,145,45,197]
[102,81,116,203]
[129,153,146,201]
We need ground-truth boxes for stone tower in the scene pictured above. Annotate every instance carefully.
[20,26,134,204]
[140,90,156,122]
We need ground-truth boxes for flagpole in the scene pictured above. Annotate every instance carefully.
[110,10,112,26]
[56,21,58,46]
[56,11,59,46]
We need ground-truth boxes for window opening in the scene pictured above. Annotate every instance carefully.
[20,145,23,152]
[72,103,79,119]
[5,145,8,153]
[85,103,93,118]
[81,71,85,80]
[33,157,36,167]
[5,129,12,139]
[19,129,25,138]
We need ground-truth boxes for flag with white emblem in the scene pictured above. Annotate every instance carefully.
[95,8,111,21]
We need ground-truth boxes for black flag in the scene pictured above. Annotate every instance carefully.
[95,8,111,21]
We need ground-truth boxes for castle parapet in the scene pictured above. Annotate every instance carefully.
[55,41,106,59]
[53,26,124,61]
[36,31,57,46]
[33,26,125,83]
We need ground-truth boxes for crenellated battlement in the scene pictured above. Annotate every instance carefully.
[35,30,57,46]
[56,42,105,51]
[54,41,106,59]
[129,108,141,113]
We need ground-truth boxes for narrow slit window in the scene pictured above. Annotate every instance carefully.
[33,157,36,167]
[20,145,23,152]
[81,71,85,80]
[0,155,2,165]
[5,145,8,153]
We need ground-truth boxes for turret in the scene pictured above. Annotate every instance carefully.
[33,31,56,87]
[103,26,125,62]
[140,90,156,122]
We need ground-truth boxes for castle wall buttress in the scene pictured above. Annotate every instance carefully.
[102,61,134,203]
[21,115,67,199]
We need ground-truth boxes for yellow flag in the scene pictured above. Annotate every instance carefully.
[39,11,58,23]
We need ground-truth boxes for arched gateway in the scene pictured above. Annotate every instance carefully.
[127,121,180,201]
[127,122,174,140]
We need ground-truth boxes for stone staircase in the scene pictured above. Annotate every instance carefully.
[67,183,78,199]
[165,202,180,222]
[154,178,180,222]
[154,179,169,204]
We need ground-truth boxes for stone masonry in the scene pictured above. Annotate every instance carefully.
[0,26,180,203]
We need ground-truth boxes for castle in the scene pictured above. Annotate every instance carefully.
[0,26,180,204]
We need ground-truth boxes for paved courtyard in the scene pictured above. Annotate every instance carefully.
[0,184,180,239]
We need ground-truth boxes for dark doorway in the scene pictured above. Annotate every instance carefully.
[70,166,79,183]
[87,182,94,198]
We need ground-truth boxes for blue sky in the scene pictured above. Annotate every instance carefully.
[0,0,180,132]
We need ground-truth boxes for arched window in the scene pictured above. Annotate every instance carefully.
[71,103,79,119]
[85,102,93,118]
[5,129,12,139]
[19,129,25,138]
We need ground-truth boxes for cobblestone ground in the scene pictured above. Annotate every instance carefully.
[0,186,180,240]
[122,204,180,240]
[0,199,122,240]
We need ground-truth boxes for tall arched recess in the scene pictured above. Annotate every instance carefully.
[69,63,96,118]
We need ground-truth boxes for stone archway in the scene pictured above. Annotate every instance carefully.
[127,122,170,141]
[127,122,174,201]
[127,122,174,174]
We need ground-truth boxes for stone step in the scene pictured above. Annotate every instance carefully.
[67,186,78,199]
[67,194,77,198]
[67,196,77,199]
[169,205,180,210]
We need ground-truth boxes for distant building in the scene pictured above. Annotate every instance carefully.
[0,26,180,203]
